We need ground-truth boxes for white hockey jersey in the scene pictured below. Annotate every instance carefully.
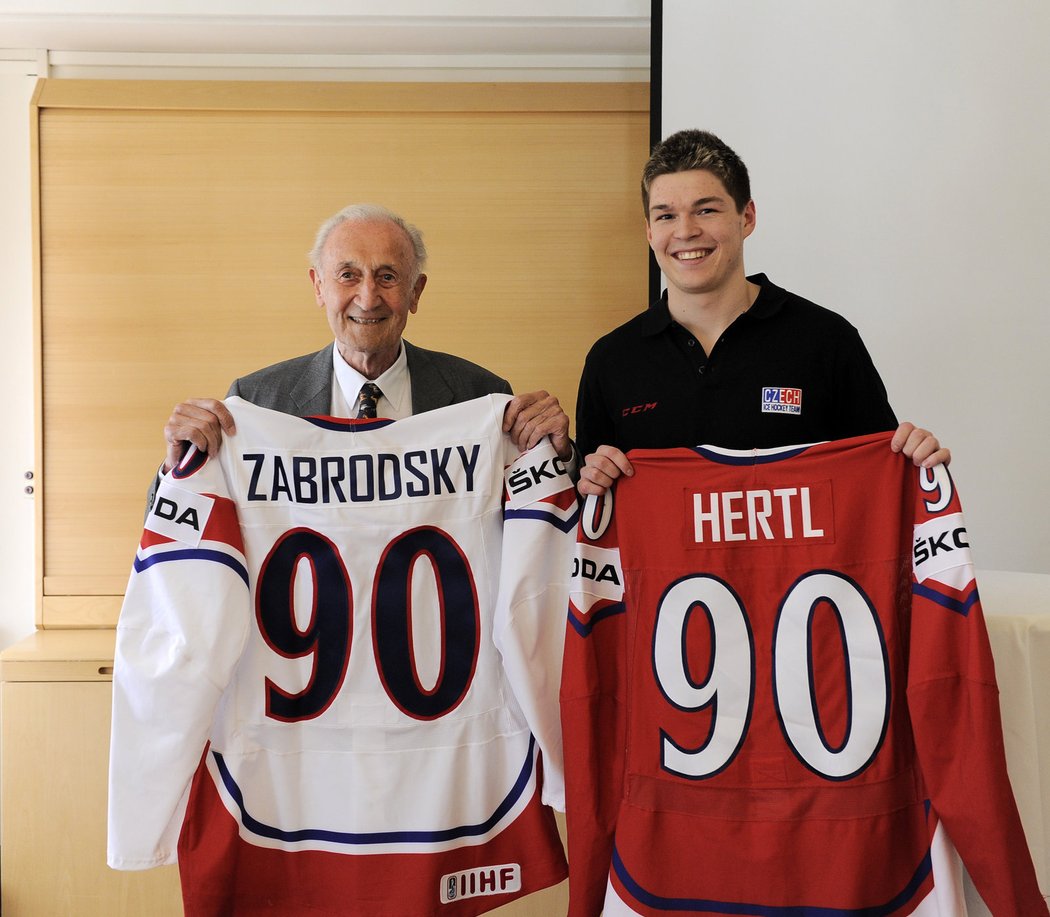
[108,395,578,916]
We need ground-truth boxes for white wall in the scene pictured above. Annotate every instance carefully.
[0,57,39,652]
[659,5,1049,912]
[659,0,1050,576]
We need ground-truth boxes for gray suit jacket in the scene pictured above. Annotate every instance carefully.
[147,340,512,511]
[228,339,512,415]
[224,339,579,477]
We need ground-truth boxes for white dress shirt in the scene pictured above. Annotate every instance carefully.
[330,342,412,419]
[329,340,577,473]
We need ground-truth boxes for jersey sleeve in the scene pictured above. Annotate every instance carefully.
[905,463,1048,914]
[560,490,628,917]
[493,437,579,811]
[108,447,251,869]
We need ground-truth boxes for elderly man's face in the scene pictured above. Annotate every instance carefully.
[310,218,427,378]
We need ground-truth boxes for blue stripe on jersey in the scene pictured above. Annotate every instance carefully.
[912,582,980,617]
[504,504,581,533]
[567,601,625,637]
[213,734,538,846]
[691,445,813,466]
[172,447,209,479]
[134,548,249,588]
[304,416,394,432]
[611,842,933,915]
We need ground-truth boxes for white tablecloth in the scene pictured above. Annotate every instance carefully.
[965,570,1050,914]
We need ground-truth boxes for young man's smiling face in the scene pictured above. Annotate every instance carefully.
[646,169,756,302]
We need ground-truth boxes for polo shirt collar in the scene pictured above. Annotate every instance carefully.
[641,272,787,337]
[744,273,787,320]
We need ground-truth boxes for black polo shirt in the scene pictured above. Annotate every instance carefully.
[575,274,897,457]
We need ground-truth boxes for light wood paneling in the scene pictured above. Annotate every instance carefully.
[35,79,649,624]
[1,678,183,916]
[33,78,646,114]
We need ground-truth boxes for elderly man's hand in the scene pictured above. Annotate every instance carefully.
[162,398,236,472]
[502,390,572,460]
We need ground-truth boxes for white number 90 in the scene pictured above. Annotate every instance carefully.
[653,571,889,781]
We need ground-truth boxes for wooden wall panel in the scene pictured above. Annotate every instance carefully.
[34,80,649,625]
[1,679,183,915]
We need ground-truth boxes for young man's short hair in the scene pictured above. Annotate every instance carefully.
[641,129,752,215]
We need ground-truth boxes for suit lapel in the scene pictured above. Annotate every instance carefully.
[293,340,471,417]
[405,340,456,414]
[289,346,335,416]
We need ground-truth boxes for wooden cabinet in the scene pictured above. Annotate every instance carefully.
[1,630,182,916]
[0,630,567,916]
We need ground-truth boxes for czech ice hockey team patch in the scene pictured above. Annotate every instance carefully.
[762,386,803,415]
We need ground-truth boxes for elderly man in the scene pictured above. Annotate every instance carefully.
[119,202,579,915]
[158,203,572,479]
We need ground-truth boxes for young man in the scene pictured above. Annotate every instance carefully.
[562,132,1047,917]
[576,129,948,495]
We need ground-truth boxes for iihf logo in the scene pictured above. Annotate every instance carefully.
[439,864,521,904]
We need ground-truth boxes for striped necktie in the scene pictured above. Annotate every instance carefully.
[356,382,382,419]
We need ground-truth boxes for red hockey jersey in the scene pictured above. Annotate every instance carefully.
[561,432,1047,916]
[109,395,577,916]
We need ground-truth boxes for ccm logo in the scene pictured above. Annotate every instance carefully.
[622,401,658,416]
